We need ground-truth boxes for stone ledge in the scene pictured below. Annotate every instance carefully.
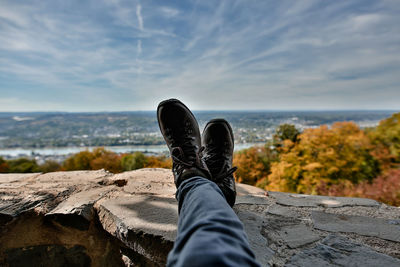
[1,169,399,266]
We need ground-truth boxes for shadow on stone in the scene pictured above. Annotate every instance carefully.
[45,213,90,231]
[5,245,91,267]
[95,195,178,265]
[0,211,127,267]
[118,195,178,226]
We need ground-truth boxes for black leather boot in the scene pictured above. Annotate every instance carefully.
[202,118,237,207]
[157,99,211,187]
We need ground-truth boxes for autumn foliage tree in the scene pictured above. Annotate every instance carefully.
[63,148,171,173]
[266,122,380,194]
[63,150,94,171]
[63,148,122,173]
[233,146,276,186]
[368,112,400,169]
[0,157,9,172]
[233,124,298,187]
[89,148,123,173]
[354,168,400,206]
[144,155,172,169]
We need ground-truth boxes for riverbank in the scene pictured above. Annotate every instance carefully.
[0,143,263,163]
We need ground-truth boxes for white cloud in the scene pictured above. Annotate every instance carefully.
[0,0,399,111]
[160,7,179,18]
[136,4,143,31]
[0,7,29,27]
[351,14,383,30]
[137,39,142,55]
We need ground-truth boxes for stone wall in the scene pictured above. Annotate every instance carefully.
[1,169,399,266]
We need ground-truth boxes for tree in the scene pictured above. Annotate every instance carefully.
[273,124,300,147]
[0,157,9,172]
[368,112,400,169]
[144,155,172,169]
[318,168,400,206]
[89,148,122,173]
[121,152,147,171]
[233,146,276,186]
[39,160,62,173]
[64,150,94,170]
[267,122,380,194]
[63,148,123,173]
[354,169,400,206]
[7,158,40,173]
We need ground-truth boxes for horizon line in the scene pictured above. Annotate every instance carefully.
[0,109,399,113]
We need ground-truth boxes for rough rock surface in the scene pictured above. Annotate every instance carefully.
[286,235,400,267]
[1,168,399,266]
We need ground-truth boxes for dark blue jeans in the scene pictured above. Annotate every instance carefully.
[167,176,261,267]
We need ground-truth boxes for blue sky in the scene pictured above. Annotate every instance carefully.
[0,0,399,111]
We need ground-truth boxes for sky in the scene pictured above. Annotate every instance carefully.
[0,0,399,111]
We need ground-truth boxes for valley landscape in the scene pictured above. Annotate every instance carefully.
[0,110,394,161]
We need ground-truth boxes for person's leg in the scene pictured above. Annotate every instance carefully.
[157,99,260,266]
[167,176,260,267]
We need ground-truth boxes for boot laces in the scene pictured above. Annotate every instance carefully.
[171,146,209,176]
[165,120,198,163]
[204,145,237,181]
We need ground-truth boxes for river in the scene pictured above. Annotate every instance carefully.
[0,143,263,157]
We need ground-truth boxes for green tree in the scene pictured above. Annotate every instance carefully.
[121,152,147,171]
[274,124,300,143]
[273,124,300,151]
[63,150,94,170]
[39,160,62,173]
[7,158,40,173]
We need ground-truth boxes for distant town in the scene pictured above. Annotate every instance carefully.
[0,110,396,164]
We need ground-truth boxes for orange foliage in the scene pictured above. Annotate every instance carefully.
[64,148,123,173]
[233,146,272,185]
[0,162,9,172]
[63,148,172,173]
[90,148,123,173]
[368,112,400,169]
[144,155,172,169]
[267,122,380,194]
